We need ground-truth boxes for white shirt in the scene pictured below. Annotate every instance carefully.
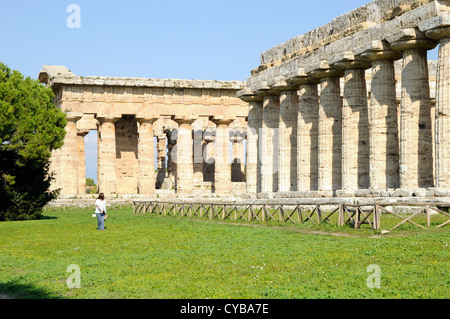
[95,199,106,214]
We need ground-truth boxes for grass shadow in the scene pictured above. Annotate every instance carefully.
[0,280,64,299]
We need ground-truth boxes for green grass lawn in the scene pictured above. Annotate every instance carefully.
[0,206,449,299]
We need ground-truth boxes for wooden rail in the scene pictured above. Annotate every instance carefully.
[133,200,450,231]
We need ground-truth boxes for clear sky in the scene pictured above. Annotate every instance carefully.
[0,0,439,182]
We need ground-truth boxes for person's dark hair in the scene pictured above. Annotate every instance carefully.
[98,193,105,200]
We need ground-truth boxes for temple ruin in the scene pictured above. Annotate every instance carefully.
[38,66,247,196]
[237,0,450,199]
[40,0,450,200]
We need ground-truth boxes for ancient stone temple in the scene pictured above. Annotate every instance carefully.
[237,0,450,198]
[38,66,247,196]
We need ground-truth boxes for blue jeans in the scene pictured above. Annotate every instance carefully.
[96,213,106,230]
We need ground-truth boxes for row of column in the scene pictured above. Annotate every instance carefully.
[52,114,246,196]
[245,23,450,196]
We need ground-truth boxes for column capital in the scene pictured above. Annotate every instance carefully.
[136,117,157,125]
[419,15,450,41]
[306,61,344,79]
[76,129,90,137]
[330,51,371,70]
[267,76,298,94]
[96,113,121,123]
[287,67,320,86]
[253,81,281,97]
[65,112,83,123]
[237,88,264,102]
[210,116,234,126]
[172,115,197,125]
[357,40,401,62]
[385,28,437,52]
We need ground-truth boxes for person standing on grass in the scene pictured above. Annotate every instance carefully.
[95,193,107,231]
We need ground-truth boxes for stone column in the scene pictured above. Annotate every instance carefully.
[308,62,344,194]
[49,149,61,192]
[163,129,176,190]
[193,125,204,187]
[155,134,167,189]
[77,130,90,195]
[59,113,82,195]
[359,40,401,190]
[269,77,298,193]
[387,29,437,191]
[212,117,234,194]
[288,69,320,192]
[173,116,196,195]
[203,126,215,183]
[242,96,263,194]
[333,52,370,195]
[136,117,156,194]
[259,93,280,194]
[231,128,245,182]
[420,16,450,190]
[96,114,121,196]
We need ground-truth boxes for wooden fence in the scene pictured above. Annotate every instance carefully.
[133,200,450,231]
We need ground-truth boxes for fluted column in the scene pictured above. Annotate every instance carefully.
[288,69,320,192]
[278,89,298,192]
[136,117,156,194]
[420,16,450,190]
[97,114,120,196]
[333,53,370,194]
[359,40,401,190]
[164,129,177,189]
[203,127,215,183]
[173,116,196,195]
[387,28,437,190]
[231,128,245,183]
[260,94,280,193]
[193,126,204,187]
[155,134,167,189]
[59,113,82,195]
[77,130,90,195]
[243,97,263,194]
[49,148,61,192]
[308,62,344,194]
[212,117,234,194]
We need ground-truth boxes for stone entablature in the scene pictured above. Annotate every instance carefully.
[39,66,247,196]
[241,0,448,93]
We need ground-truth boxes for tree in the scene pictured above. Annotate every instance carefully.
[0,63,67,221]
[86,178,95,187]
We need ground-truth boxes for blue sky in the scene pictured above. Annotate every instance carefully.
[1,1,439,182]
